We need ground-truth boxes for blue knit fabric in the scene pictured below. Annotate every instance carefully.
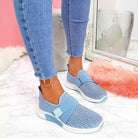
[66,104,103,128]
[38,86,103,129]
[79,81,107,99]
[66,67,107,100]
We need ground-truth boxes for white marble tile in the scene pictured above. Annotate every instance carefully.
[0,56,138,138]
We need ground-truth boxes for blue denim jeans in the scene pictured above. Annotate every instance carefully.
[13,0,91,80]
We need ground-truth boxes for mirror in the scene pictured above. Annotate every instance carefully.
[96,0,138,63]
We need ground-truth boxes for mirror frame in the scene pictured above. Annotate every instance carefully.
[85,0,138,72]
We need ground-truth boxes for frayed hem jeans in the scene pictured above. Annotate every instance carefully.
[13,0,91,79]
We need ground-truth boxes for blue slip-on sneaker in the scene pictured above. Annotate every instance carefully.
[37,86,104,134]
[65,64,108,103]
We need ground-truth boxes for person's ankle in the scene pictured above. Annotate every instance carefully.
[68,56,83,77]
[39,76,64,105]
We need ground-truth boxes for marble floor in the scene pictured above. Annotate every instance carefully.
[0,56,138,138]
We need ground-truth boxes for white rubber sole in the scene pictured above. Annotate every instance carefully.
[36,107,104,134]
[65,81,108,103]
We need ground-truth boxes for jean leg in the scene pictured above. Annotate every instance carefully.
[61,0,91,57]
[13,0,57,79]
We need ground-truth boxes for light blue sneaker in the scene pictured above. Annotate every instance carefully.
[37,86,104,133]
[66,64,108,103]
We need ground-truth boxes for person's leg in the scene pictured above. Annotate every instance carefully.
[13,0,64,104]
[61,0,91,77]
[13,1,104,132]
[62,0,107,103]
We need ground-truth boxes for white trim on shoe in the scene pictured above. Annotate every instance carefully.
[65,81,108,103]
[36,107,104,134]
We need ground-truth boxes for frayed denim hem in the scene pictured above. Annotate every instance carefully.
[66,50,83,58]
[34,70,58,80]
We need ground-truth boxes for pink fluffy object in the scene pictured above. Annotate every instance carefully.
[87,60,138,98]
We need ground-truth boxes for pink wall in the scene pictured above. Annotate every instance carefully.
[0,0,61,48]
[53,0,61,9]
[99,0,116,10]
[0,0,24,48]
